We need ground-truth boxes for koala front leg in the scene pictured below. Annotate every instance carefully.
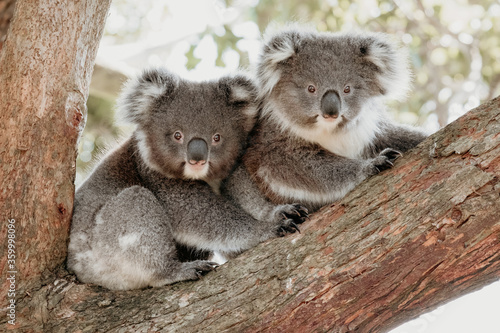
[246,143,399,211]
[222,164,308,228]
[155,181,307,255]
[373,123,428,154]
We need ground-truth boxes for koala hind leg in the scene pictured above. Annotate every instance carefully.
[83,186,217,290]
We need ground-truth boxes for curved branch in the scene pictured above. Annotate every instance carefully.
[6,96,499,333]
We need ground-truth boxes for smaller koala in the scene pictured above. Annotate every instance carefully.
[67,68,306,290]
[223,26,428,217]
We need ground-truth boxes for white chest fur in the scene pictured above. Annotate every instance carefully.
[314,111,381,159]
[287,105,383,159]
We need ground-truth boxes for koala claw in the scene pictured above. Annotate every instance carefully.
[277,219,302,237]
[372,148,402,173]
[272,203,309,237]
[380,148,403,160]
[294,204,309,218]
[193,261,219,279]
[281,204,309,221]
[288,221,300,233]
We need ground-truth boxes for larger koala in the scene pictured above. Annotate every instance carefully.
[223,27,428,216]
[67,68,306,290]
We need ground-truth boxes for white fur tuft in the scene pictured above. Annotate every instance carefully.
[363,32,412,102]
[257,23,315,100]
[183,163,210,180]
[268,98,386,159]
[135,130,164,174]
[118,233,141,250]
[231,85,253,102]
[115,68,179,125]
[311,101,385,159]
[258,69,283,101]
[210,252,228,265]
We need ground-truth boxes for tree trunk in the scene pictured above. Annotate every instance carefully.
[0,0,111,324]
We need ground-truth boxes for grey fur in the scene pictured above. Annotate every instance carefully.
[222,27,428,215]
[67,68,306,290]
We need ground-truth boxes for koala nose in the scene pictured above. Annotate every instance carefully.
[321,90,341,119]
[187,138,208,165]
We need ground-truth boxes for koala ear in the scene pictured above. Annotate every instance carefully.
[116,68,179,125]
[360,33,412,101]
[220,74,258,133]
[257,27,304,99]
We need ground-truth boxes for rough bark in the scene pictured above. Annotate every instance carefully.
[0,0,15,51]
[0,0,111,316]
[3,86,500,332]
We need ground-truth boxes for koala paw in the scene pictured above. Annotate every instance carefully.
[181,260,219,280]
[370,148,402,174]
[273,204,309,236]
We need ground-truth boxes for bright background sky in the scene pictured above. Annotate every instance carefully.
[90,1,500,331]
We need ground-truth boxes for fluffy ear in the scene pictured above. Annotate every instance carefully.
[220,74,258,133]
[116,68,179,125]
[359,33,412,101]
[257,26,307,99]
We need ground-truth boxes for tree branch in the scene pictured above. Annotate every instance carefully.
[4,96,499,332]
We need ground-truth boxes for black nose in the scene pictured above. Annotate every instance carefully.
[187,138,208,165]
[321,90,341,119]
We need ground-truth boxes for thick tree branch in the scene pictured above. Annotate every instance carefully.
[4,96,499,332]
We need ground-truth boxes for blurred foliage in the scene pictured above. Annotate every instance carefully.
[79,0,500,185]
[104,0,170,43]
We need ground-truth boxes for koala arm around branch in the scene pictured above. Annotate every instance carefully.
[241,125,400,212]
[366,121,428,156]
[222,164,306,224]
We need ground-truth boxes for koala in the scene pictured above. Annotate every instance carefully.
[222,27,428,216]
[67,68,307,290]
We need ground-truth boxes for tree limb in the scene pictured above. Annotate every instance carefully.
[3,95,499,332]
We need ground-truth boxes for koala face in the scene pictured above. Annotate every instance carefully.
[117,69,257,181]
[258,27,410,136]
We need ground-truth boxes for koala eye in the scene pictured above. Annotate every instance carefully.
[343,86,351,94]
[360,47,367,55]
[307,85,316,93]
[212,133,221,143]
[173,131,183,141]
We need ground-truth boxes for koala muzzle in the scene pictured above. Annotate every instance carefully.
[187,138,208,165]
[321,90,341,119]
